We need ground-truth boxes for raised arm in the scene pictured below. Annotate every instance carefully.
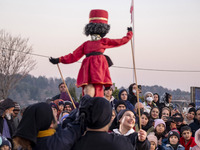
[102,27,133,49]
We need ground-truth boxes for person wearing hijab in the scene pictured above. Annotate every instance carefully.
[73,95,150,150]
[13,102,81,150]
[118,89,134,112]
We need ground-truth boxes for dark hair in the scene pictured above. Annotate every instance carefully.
[141,112,150,121]
[58,82,64,88]
[188,103,195,108]
[150,106,160,119]
[84,23,110,38]
[180,126,192,134]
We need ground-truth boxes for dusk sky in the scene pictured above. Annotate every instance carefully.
[1,0,200,92]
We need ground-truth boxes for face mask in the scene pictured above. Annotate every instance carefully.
[5,113,11,120]
[146,97,153,102]
[132,90,136,94]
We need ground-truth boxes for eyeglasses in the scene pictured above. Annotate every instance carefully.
[121,94,127,96]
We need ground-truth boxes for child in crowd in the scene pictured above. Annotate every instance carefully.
[0,136,12,150]
[184,107,196,125]
[163,130,184,150]
[147,134,158,150]
[192,128,200,150]
[180,126,196,150]
[150,119,167,150]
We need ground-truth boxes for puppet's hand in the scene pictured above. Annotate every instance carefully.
[127,27,132,31]
[49,57,59,64]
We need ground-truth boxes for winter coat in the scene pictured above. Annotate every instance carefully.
[163,144,185,150]
[135,124,154,135]
[179,137,196,150]
[32,125,81,150]
[189,118,200,137]
[73,131,150,150]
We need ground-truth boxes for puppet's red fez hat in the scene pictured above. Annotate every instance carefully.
[89,9,108,24]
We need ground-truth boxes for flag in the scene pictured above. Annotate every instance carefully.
[130,0,134,23]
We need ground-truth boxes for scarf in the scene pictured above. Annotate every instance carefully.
[37,129,56,138]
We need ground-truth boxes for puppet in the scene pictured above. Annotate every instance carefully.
[50,9,133,97]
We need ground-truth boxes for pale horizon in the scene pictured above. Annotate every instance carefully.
[1,0,200,92]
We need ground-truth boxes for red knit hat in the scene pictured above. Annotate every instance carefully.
[89,9,108,24]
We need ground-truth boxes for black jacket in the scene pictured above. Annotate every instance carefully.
[189,118,200,137]
[73,131,150,150]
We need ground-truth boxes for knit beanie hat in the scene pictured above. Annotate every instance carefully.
[117,109,134,123]
[114,100,126,110]
[147,134,158,147]
[168,130,180,141]
[154,119,166,129]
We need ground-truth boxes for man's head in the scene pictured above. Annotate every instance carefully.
[181,126,192,142]
[134,102,144,115]
[115,100,126,113]
[0,98,15,120]
[104,86,114,99]
[58,82,66,93]
[12,102,21,118]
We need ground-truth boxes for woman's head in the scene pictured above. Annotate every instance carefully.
[118,89,128,101]
[118,109,135,130]
[150,107,160,119]
[161,107,170,121]
[144,92,154,105]
[154,119,166,134]
[140,112,150,126]
[153,93,160,103]
[161,92,172,104]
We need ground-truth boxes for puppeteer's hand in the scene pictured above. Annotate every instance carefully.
[127,27,132,31]
[138,129,147,142]
[49,57,59,64]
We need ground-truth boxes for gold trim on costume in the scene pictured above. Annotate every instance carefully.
[89,17,108,21]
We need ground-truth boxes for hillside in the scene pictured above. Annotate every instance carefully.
[8,74,190,107]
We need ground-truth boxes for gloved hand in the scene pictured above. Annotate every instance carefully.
[127,27,132,31]
[49,57,59,64]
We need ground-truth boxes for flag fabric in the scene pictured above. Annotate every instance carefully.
[130,0,134,23]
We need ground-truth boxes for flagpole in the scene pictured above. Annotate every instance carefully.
[130,0,141,129]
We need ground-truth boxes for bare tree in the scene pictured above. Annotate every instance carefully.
[0,30,36,99]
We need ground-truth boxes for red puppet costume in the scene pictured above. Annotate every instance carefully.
[50,9,133,97]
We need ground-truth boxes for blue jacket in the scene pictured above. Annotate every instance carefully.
[163,144,185,150]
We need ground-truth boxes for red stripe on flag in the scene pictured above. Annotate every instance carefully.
[130,0,133,23]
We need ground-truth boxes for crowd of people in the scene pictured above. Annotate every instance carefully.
[0,82,200,150]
